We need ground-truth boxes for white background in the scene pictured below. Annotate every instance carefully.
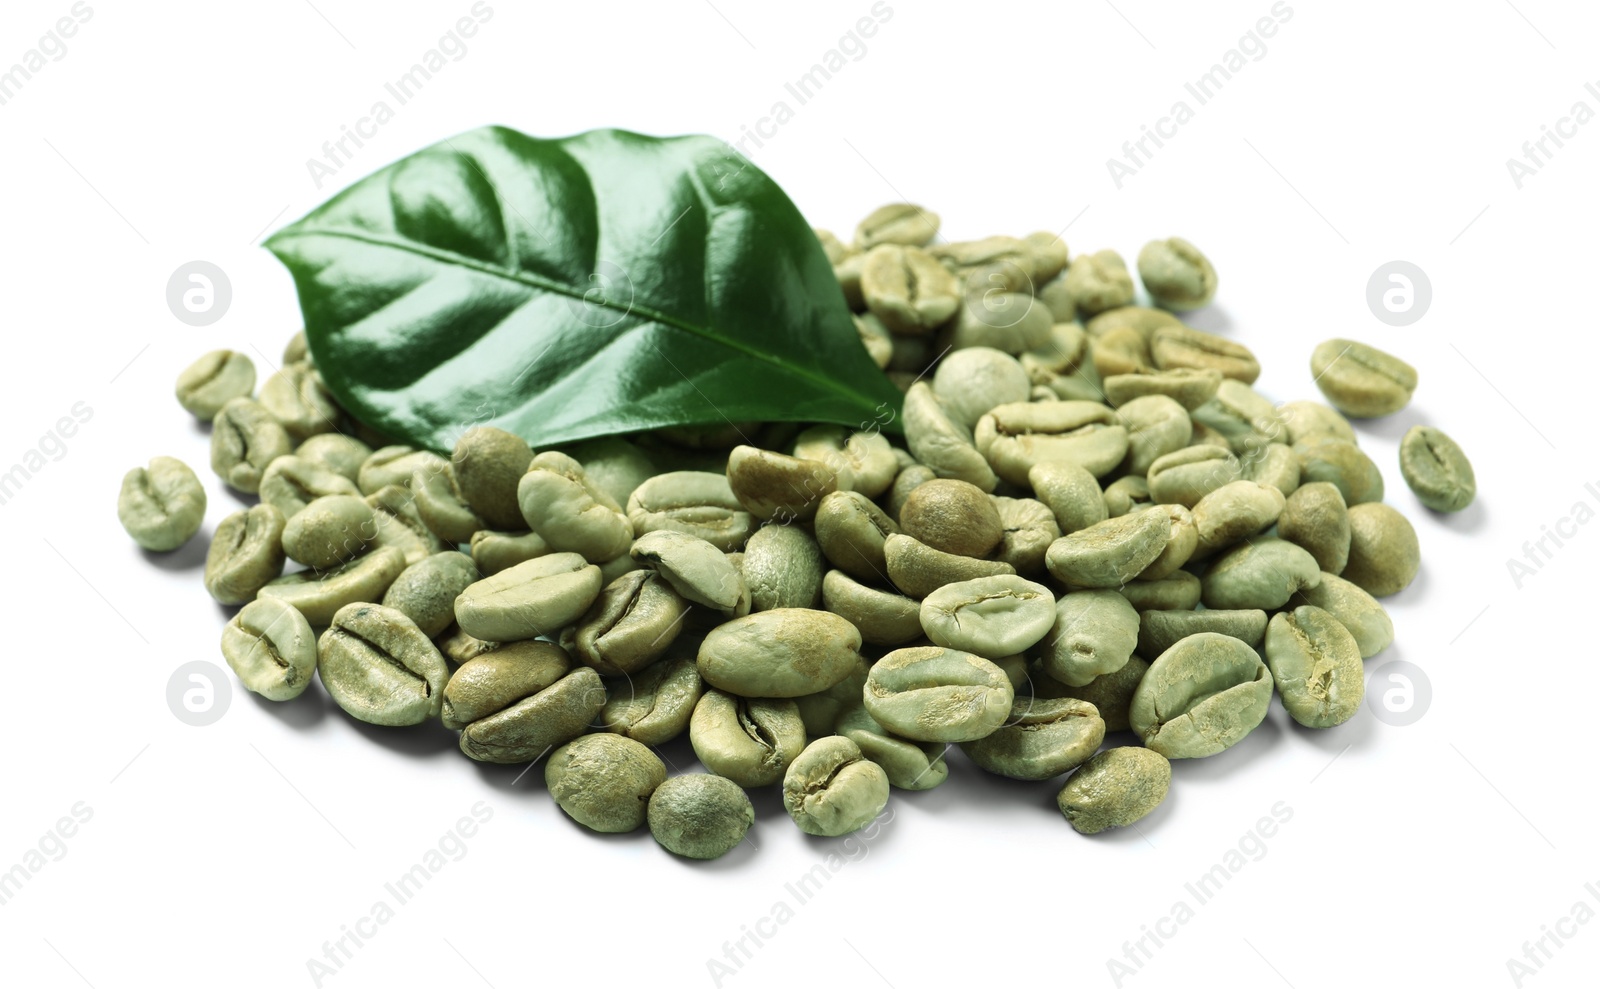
[2,1,1597,987]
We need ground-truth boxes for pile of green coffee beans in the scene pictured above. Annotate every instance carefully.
[117,205,1477,859]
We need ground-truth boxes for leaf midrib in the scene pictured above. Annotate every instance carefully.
[271,225,883,417]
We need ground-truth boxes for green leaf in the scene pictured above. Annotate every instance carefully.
[266,126,902,453]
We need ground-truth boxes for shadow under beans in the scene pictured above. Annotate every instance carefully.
[342,710,462,757]
[469,756,549,795]
[674,826,762,871]
[1351,406,1430,443]
[1283,693,1379,757]
[142,531,211,572]
[744,781,789,823]
[1179,304,1236,336]
[248,682,332,729]
[653,734,701,778]
[1168,713,1283,784]
[1428,497,1487,535]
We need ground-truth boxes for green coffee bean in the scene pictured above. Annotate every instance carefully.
[1138,609,1268,659]
[317,603,449,726]
[258,362,339,441]
[820,570,923,646]
[1057,747,1171,834]
[1092,326,1153,377]
[627,471,756,551]
[204,504,287,605]
[294,433,372,486]
[1021,322,1093,394]
[931,347,1031,430]
[381,551,480,638]
[725,445,838,523]
[437,625,501,665]
[1278,482,1350,574]
[1139,504,1197,581]
[469,529,549,576]
[364,484,447,567]
[1241,443,1301,498]
[600,647,704,745]
[1293,438,1385,506]
[1064,249,1134,315]
[975,400,1129,486]
[697,609,862,698]
[814,490,898,584]
[991,496,1061,577]
[1265,606,1365,728]
[1115,395,1192,475]
[573,570,688,677]
[1191,480,1286,558]
[899,479,1004,558]
[515,452,633,563]
[854,202,939,249]
[933,236,1038,293]
[902,383,999,492]
[884,533,1016,599]
[1399,425,1476,512]
[445,426,531,529]
[281,494,374,570]
[961,696,1105,781]
[1201,537,1322,611]
[632,529,749,614]
[1342,503,1420,596]
[117,456,206,551]
[860,244,960,335]
[210,397,292,494]
[1085,305,1183,341]
[556,436,656,510]
[412,462,486,543]
[1041,589,1139,687]
[1137,237,1217,310]
[258,455,360,520]
[834,705,949,790]
[1102,368,1221,411]
[1117,570,1201,612]
[547,734,666,833]
[782,737,890,837]
[1036,270,1076,322]
[1293,571,1393,658]
[863,646,1014,743]
[454,553,603,642]
[1024,231,1068,282]
[175,349,255,419]
[220,597,317,701]
[1191,379,1286,455]
[1147,446,1241,508]
[1150,325,1260,384]
[919,575,1055,658]
[887,463,937,521]
[648,774,754,860]
[793,655,870,737]
[441,640,571,729]
[1028,462,1108,535]
[259,546,406,626]
[1044,507,1169,588]
[803,430,896,500]
[460,666,606,764]
[741,523,824,611]
[1279,400,1357,447]
[1130,632,1272,758]
[690,690,807,788]
[1311,338,1417,417]
[1051,656,1150,733]
[1102,475,1152,517]
[358,445,449,495]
